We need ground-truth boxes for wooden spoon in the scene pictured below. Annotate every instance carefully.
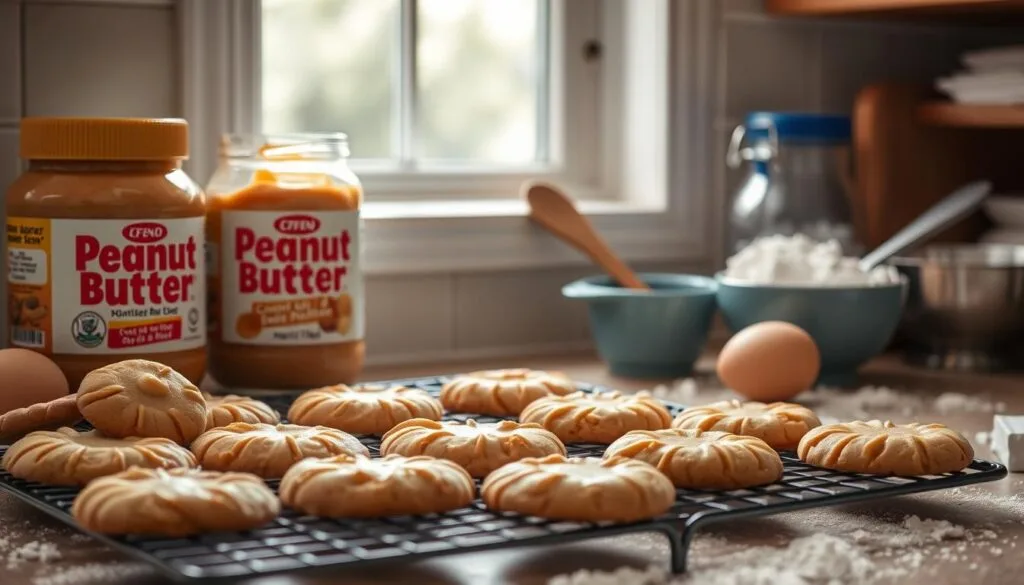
[524,181,649,290]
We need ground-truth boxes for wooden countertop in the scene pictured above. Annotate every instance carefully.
[3,353,1024,585]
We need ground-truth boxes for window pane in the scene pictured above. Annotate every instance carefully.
[262,0,397,159]
[416,0,541,163]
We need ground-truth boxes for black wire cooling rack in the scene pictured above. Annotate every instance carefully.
[0,375,1008,582]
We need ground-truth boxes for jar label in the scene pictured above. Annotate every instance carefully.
[5,217,206,354]
[214,210,363,345]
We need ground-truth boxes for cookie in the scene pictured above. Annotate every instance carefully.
[0,395,82,440]
[280,454,475,517]
[797,420,974,476]
[519,391,672,444]
[380,418,567,477]
[481,455,676,522]
[190,422,369,478]
[288,384,443,435]
[72,467,279,535]
[76,360,207,444]
[671,400,820,450]
[440,369,576,416]
[205,394,280,429]
[604,428,783,489]
[2,427,196,486]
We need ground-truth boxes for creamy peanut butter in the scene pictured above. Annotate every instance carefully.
[4,118,207,390]
[205,134,364,389]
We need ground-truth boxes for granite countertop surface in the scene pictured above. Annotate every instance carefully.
[2,353,1023,585]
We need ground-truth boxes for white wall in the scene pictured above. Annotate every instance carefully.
[0,0,1017,365]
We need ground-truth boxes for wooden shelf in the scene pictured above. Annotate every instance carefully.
[919,102,1024,128]
[766,0,1024,18]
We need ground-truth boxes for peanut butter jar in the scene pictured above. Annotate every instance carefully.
[5,118,207,389]
[205,134,364,390]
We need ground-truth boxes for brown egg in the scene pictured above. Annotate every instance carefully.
[716,321,820,402]
[0,349,70,415]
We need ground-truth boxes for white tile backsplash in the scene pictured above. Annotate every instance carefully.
[365,275,455,360]
[0,128,17,191]
[0,127,16,337]
[453,268,591,351]
[23,3,176,117]
[0,3,20,123]
[724,20,819,118]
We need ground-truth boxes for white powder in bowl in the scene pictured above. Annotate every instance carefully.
[723,234,899,287]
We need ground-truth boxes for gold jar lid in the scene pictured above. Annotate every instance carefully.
[20,117,189,160]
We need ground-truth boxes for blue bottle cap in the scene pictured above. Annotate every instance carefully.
[743,112,851,144]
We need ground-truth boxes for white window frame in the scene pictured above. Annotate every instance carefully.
[178,0,718,274]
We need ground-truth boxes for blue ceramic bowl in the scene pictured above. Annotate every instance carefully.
[715,275,906,387]
[562,273,718,379]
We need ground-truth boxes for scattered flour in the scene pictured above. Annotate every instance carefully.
[808,386,919,419]
[649,379,734,406]
[649,378,1006,422]
[548,504,1020,585]
[975,431,991,447]
[31,562,153,585]
[849,515,966,550]
[2,536,61,569]
[550,565,667,585]
[934,392,1006,415]
[682,535,875,585]
[6,541,62,569]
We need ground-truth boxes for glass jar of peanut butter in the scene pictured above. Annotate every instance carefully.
[205,133,363,390]
[5,118,207,390]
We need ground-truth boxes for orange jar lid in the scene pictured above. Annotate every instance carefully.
[19,117,189,161]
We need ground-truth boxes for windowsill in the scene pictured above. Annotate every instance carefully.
[362,197,665,220]
[361,195,711,275]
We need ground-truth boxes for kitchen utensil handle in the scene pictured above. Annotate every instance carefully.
[524,182,649,290]
[529,211,649,290]
[859,180,992,271]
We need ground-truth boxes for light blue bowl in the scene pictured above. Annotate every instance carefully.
[715,275,906,387]
[562,273,718,379]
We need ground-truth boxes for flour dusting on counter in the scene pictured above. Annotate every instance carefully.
[648,378,1005,421]
[6,541,62,569]
[548,486,1024,585]
[31,563,153,585]
[722,234,899,286]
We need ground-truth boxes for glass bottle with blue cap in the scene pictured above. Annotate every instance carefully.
[726,112,857,255]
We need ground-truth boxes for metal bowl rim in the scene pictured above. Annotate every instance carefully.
[889,244,1024,268]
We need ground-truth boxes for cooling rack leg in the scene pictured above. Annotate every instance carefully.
[661,526,688,574]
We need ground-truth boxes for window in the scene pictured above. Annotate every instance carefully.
[262,0,548,168]
[259,0,596,199]
[181,0,707,273]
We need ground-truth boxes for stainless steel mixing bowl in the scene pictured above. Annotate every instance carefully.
[889,244,1024,371]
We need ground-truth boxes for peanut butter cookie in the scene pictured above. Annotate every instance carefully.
[440,369,576,416]
[380,418,566,477]
[280,454,475,517]
[671,400,820,450]
[288,384,443,435]
[797,420,974,476]
[481,455,676,522]
[204,394,280,429]
[76,360,207,445]
[605,428,783,489]
[519,391,672,444]
[0,395,82,440]
[72,467,279,536]
[2,427,196,486]
[190,422,369,478]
